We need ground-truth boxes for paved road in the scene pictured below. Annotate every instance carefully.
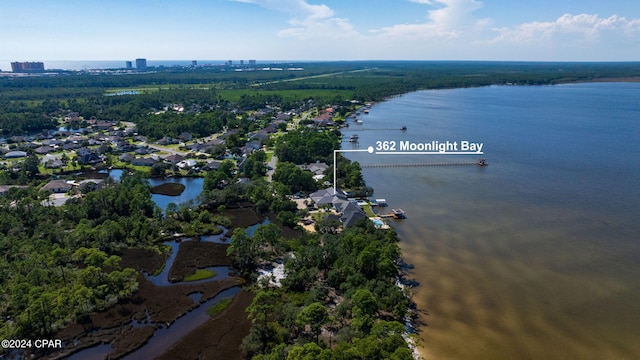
[266,153,278,182]
[142,143,188,156]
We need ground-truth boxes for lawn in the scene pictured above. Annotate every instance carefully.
[361,203,376,217]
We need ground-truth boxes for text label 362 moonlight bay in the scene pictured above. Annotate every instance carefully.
[374,140,484,153]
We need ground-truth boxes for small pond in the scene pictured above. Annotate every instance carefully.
[147,177,204,211]
[101,170,204,211]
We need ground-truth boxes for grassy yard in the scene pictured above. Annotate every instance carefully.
[361,203,376,217]
[264,151,273,163]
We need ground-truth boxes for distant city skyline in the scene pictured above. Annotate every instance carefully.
[1,0,639,64]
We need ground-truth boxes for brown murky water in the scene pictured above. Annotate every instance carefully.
[345,84,640,359]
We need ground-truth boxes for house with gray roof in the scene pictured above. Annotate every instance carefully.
[4,151,27,158]
[34,145,55,154]
[42,155,64,168]
[310,188,347,205]
[131,157,157,166]
[309,187,368,228]
[41,180,73,193]
[164,154,185,163]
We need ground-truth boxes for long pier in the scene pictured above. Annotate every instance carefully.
[343,127,405,131]
[361,162,481,168]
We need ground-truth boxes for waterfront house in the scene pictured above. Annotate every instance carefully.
[131,157,157,167]
[42,155,64,169]
[177,159,197,169]
[204,160,222,170]
[76,148,102,165]
[341,210,368,228]
[119,154,134,163]
[309,187,368,228]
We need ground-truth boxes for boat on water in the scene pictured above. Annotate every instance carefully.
[349,134,359,142]
[401,126,407,131]
[355,119,363,124]
[477,158,488,166]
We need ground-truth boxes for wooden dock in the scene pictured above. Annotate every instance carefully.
[380,208,406,219]
[361,162,480,168]
[343,127,406,131]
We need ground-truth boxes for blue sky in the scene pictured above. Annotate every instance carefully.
[1,0,639,64]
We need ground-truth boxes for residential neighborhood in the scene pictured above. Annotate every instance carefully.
[0,98,386,232]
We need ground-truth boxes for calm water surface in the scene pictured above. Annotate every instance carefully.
[104,170,204,211]
[148,177,204,211]
[345,83,640,360]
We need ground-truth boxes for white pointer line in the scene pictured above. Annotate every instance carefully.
[375,151,483,155]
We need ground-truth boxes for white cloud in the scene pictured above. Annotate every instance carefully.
[232,0,359,39]
[279,16,358,39]
[489,13,640,45]
[375,0,486,39]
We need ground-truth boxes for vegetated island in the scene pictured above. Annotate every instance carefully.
[150,182,186,196]
[0,61,638,359]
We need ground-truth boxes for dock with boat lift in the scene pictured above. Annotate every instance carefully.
[380,208,406,219]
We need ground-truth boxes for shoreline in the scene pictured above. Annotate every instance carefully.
[341,82,640,360]
[340,112,422,359]
[566,76,640,83]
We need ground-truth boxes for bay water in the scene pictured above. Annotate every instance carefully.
[344,83,640,359]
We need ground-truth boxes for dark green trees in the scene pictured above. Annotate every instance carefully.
[0,172,159,340]
[275,129,339,164]
[236,220,414,359]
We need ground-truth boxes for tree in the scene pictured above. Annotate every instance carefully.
[21,156,40,179]
[351,289,378,334]
[253,223,283,259]
[204,169,229,191]
[227,228,259,274]
[246,289,279,353]
[286,342,332,360]
[296,302,328,344]
[272,162,316,194]
[150,162,169,177]
[277,210,298,228]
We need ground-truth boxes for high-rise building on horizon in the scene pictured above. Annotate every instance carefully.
[135,58,147,69]
[191,60,197,66]
[126,61,132,69]
[11,61,45,72]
